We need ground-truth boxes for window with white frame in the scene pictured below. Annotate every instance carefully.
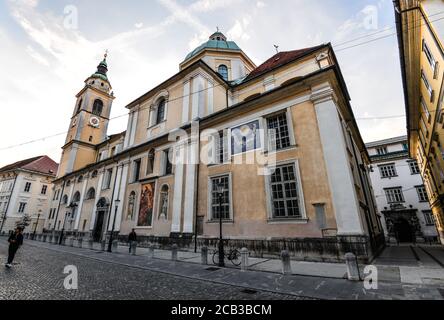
[18,202,27,213]
[378,164,397,178]
[376,147,387,155]
[41,185,47,195]
[408,160,420,174]
[163,149,173,175]
[384,187,405,203]
[416,185,429,202]
[24,182,31,192]
[421,96,431,122]
[210,175,231,220]
[213,130,228,164]
[266,113,291,151]
[131,159,141,183]
[421,69,434,100]
[422,40,438,77]
[423,210,435,225]
[102,169,112,190]
[270,163,302,219]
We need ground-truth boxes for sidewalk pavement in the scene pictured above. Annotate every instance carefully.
[15,238,444,300]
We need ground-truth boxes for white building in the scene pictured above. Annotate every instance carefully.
[367,136,438,244]
[0,156,58,234]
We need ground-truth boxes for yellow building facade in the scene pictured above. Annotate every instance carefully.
[394,0,444,243]
[45,32,384,262]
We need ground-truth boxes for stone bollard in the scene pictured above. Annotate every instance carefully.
[240,248,249,272]
[131,241,137,255]
[101,240,106,251]
[281,250,292,275]
[88,239,94,250]
[171,244,178,261]
[77,238,83,248]
[48,235,52,243]
[53,236,58,244]
[112,240,118,252]
[201,246,208,265]
[61,236,67,246]
[148,243,155,258]
[43,235,47,242]
[345,253,360,281]
[68,237,74,247]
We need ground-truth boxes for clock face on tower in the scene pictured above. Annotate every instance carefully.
[89,116,100,128]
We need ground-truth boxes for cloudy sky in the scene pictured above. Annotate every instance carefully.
[0,0,421,167]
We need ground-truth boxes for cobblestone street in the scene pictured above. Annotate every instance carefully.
[0,240,305,300]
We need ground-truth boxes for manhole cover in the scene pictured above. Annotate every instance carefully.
[241,289,257,294]
[205,267,220,271]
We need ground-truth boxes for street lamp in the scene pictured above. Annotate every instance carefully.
[216,182,225,267]
[107,198,120,252]
[32,210,42,240]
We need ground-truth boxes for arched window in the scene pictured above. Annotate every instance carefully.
[66,180,71,187]
[159,185,169,219]
[156,98,166,125]
[218,65,228,81]
[92,99,104,116]
[77,175,83,183]
[146,149,155,175]
[76,98,83,113]
[86,188,96,200]
[91,170,98,178]
[72,191,81,203]
[127,191,136,220]
[62,195,68,204]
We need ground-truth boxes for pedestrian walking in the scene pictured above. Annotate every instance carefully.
[5,227,24,268]
[128,229,137,253]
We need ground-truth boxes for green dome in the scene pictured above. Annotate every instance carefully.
[184,33,241,61]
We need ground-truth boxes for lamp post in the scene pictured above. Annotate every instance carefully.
[216,182,225,267]
[32,210,42,240]
[107,198,120,252]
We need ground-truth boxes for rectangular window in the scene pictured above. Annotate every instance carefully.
[422,40,437,76]
[384,187,405,204]
[132,159,141,183]
[421,69,434,100]
[18,202,27,213]
[376,147,387,155]
[423,210,435,226]
[267,113,291,151]
[416,185,429,202]
[421,96,431,122]
[408,160,420,175]
[270,164,302,219]
[231,120,261,155]
[164,149,173,175]
[24,182,31,192]
[41,185,47,195]
[214,130,228,164]
[102,169,113,190]
[210,175,230,220]
[378,164,397,178]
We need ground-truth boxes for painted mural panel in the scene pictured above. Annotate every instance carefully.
[137,182,155,227]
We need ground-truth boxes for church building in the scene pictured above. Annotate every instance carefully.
[44,32,384,262]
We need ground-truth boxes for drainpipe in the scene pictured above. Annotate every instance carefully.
[0,172,18,234]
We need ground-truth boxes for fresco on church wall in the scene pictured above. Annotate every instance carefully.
[137,182,155,227]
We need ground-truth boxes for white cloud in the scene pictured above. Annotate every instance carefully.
[134,22,143,29]
[227,15,251,41]
[256,1,266,9]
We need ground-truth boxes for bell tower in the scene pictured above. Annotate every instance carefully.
[58,52,115,177]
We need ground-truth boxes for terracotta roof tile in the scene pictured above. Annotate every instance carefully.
[244,45,326,82]
[0,155,58,176]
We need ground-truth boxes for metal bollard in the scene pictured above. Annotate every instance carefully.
[148,243,155,258]
[171,244,178,261]
[201,246,208,265]
[281,250,292,275]
[240,248,249,272]
[112,240,118,252]
[131,241,137,255]
[77,238,83,248]
[101,240,106,251]
[345,253,360,281]
[88,239,94,250]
